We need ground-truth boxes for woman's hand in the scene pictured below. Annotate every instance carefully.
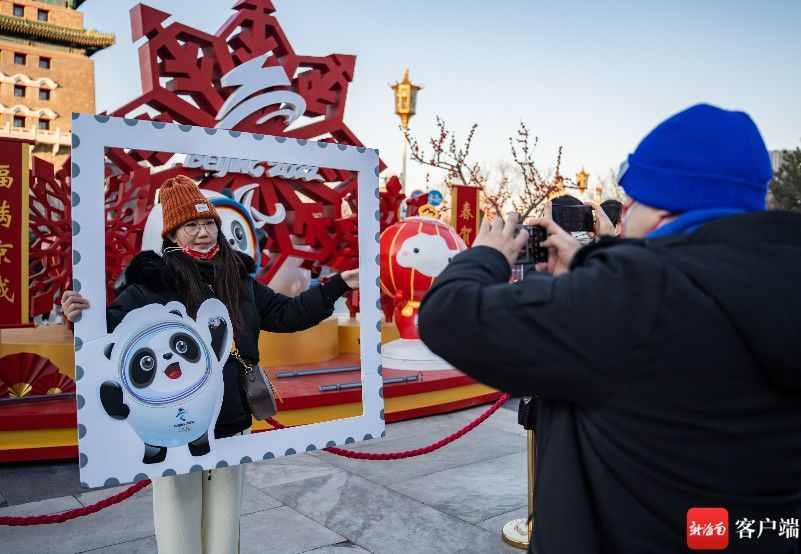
[531,218,582,276]
[61,290,90,322]
[472,212,530,269]
[341,269,359,289]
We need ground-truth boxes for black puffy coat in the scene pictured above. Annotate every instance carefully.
[419,211,801,553]
[107,250,350,438]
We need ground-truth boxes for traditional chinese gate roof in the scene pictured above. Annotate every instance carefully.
[0,14,115,54]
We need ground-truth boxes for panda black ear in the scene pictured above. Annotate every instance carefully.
[169,310,183,317]
[207,318,228,361]
[104,343,114,360]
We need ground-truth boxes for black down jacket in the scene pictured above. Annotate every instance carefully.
[419,211,801,554]
[106,250,350,438]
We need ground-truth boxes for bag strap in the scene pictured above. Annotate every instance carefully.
[230,346,254,374]
[230,277,258,365]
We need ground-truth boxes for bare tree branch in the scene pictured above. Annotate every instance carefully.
[406,118,571,219]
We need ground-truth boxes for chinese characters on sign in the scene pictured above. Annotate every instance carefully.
[0,276,13,302]
[461,201,473,220]
[450,184,480,246]
[0,139,31,326]
[0,163,14,189]
[0,200,11,228]
[0,242,13,263]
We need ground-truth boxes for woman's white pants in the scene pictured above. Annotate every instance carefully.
[152,432,248,553]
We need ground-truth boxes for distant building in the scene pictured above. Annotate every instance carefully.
[770,150,787,172]
[0,0,113,166]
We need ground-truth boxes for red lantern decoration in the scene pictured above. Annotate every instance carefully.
[379,217,466,339]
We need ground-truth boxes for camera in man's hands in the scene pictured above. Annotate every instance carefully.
[515,224,548,265]
[552,205,594,233]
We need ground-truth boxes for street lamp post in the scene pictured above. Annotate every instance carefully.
[390,69,422,194]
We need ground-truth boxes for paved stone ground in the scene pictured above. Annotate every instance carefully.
[0,398,529,553]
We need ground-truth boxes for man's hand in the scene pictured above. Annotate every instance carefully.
[472,212,530,268]
[340,268,359,289]
[531,218,582,276]
[584,201,617,237]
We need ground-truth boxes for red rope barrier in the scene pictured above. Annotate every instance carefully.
[268,393,512,460]
[0,394,510,525]
[0,478,151,527]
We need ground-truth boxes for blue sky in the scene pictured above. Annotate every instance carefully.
[84,0,801,192]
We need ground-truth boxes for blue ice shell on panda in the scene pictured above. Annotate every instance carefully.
[100,300,232,464]
[209,197,261,275]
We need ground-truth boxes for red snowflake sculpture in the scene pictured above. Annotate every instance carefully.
[103,168,150,299]
[29,0,397,319]
[28,156,72,319]
[105,0,384,283]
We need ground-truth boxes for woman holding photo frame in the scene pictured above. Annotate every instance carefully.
[62,175,359,553]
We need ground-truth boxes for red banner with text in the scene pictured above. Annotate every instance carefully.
[450,185,480,246]
[0,138,30,327]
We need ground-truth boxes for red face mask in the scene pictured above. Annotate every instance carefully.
[167,238,220,260]
[180,243,220,260]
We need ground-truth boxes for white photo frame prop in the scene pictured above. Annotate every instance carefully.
[70,114,383,488]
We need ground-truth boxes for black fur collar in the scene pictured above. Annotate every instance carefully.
[123,249,256,291]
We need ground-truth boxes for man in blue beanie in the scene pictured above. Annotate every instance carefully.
[419,104,801,553]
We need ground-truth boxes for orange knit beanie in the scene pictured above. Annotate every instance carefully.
[159,175,221,238]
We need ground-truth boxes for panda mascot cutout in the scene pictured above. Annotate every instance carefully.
[99,298,232,464]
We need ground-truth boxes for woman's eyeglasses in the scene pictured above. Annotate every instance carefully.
[180,220,218,235]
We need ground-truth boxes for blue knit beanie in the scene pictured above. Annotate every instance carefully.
[619,104,772,212]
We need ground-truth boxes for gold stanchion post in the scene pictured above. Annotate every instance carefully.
[502,429,536,549]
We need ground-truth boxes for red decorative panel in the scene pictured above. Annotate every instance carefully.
[103,1,385,285]
[29,1,401,318]
[28,155,72,320]
[451,185,481,246]
[0,138,30,326]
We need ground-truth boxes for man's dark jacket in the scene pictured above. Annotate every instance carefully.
[419,211,801,553]
[107,250,349,438]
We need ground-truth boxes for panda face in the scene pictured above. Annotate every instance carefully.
[127,332,201,389]
[119,323,212,406]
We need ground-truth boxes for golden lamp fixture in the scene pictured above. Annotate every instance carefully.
[390,69,422,130]
[576,167,589,192]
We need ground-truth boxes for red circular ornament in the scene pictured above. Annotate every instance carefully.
[379,217,467,339]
